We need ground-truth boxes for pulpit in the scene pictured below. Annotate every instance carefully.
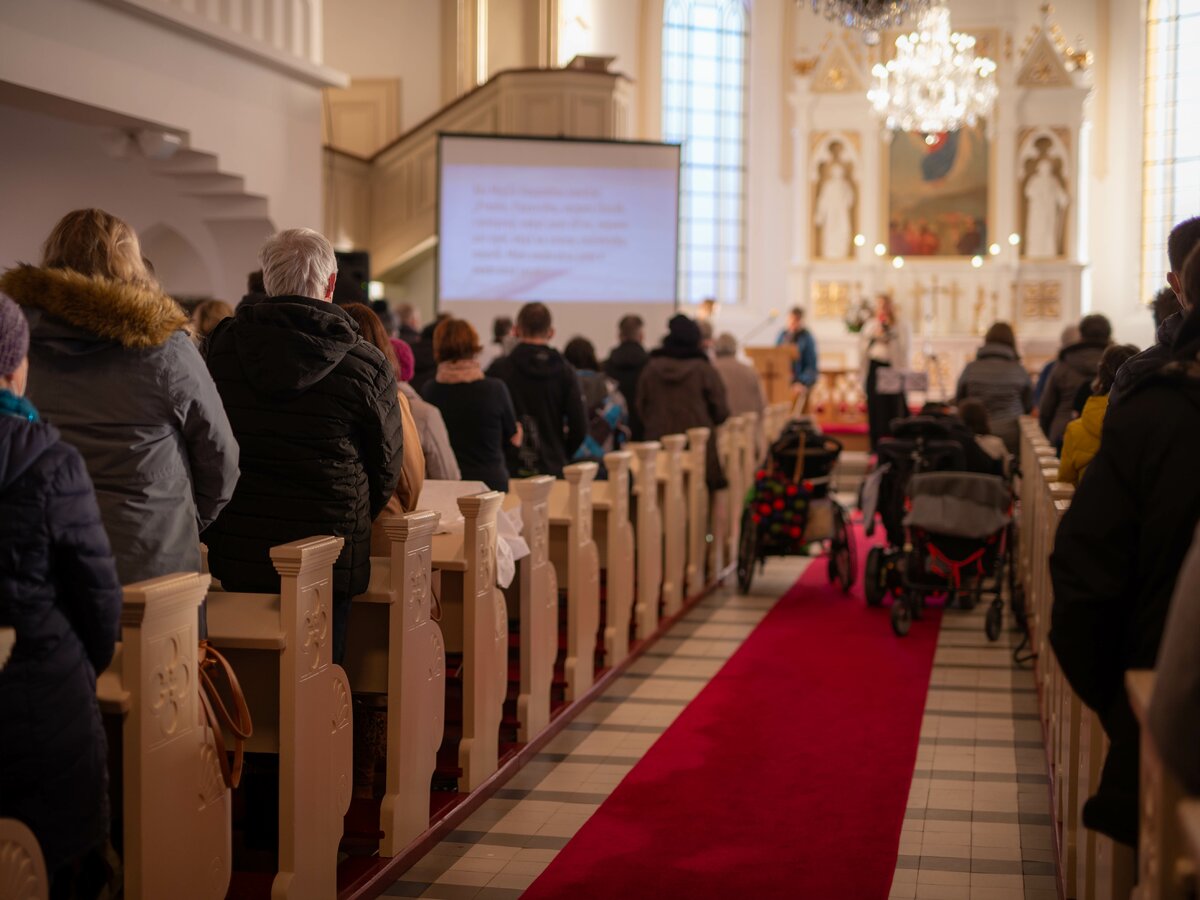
[745,345,797,405]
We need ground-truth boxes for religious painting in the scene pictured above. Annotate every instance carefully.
[886,124,990,257]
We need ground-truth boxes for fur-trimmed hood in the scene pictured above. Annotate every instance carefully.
[0,264,187,349]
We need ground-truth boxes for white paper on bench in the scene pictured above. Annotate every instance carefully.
[419,480,530,587]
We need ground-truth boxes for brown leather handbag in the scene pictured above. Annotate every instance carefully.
[197,640,253,789]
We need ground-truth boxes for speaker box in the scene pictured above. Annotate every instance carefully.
[333,250,370,305]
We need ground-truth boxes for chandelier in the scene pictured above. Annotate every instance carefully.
[809,1,934,43]
[867,1,998,134]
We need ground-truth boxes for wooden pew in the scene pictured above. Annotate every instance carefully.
[548,463,601,701]
[504,477,558,742]
[684,426,712,599]
[592,451,635,668]
[96,572,232,900]
[1128,670,1194,900]
[430,492,508,792]
[206,537,353,900]
[655,435,688,617]
[1180,800,1200,896]
[0,629,51,900]
[627,441,664,641]
[0,818,48,900]
[345,511,445,857]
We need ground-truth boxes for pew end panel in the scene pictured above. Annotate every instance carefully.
[627,441,664,641]
[596,451,634,668]
[509,477,558,743]
[548,463,601,702]
[206,536,351,900]
[0,818,49,900]
[684,427,712,599]
[656,435,688,617]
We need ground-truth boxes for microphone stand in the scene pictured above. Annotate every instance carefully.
[740,309,781,344]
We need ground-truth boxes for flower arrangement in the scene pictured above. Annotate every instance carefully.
[844,298,874,334]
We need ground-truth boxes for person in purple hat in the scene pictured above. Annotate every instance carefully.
[0,292,123,895]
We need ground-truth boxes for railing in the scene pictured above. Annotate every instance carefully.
[322,67,632,273]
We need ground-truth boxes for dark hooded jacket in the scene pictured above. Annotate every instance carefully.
[0,265,240,588]
[409,321,438,394]
[0,412,122,873]
[604,340,649,440]
[1039,340,1108,444]
[955,342,1033,453]
[202,296,403,606]
[1048,305,1200,846]
[637,317,731,490]
[487,342,587,477]
[1107,310,1184,408]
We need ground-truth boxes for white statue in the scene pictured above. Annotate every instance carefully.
[1024,159,1069,258]
[814,161,854,260]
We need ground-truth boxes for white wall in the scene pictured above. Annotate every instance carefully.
[0,0,331,232]
[0,103,267,304]
[322,0,443,130]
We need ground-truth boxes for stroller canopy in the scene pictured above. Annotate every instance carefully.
[903,472,1011,540]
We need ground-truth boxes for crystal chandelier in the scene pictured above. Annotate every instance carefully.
[809,1,934,43]
[867,1,998,134]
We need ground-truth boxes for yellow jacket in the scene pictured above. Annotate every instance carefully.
[1058,394,1108,485]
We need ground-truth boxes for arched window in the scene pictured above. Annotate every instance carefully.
[1143,0,1200,300]
[663,0,749,305]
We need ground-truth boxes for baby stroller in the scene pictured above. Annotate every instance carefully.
[887,472,1014,638]
[736,418,855,594]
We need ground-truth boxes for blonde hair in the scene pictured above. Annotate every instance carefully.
[191,299,235,337]
[41,208,155,288]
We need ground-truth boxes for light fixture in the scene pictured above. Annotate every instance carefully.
[808,1,933,45]
[874,242,888,256]
[988,243,1001,256]
[892,256,905,269]
[854,233,866,247]
[971,255,983,269]
[1008,232,1022,246]
[868,1,998,134]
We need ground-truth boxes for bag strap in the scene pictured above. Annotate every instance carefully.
[791,429,807,485]
[197,640,254,789]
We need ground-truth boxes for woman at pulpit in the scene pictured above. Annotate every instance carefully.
[859,293,911,451]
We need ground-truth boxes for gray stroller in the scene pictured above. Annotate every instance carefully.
[889,471,1014,638]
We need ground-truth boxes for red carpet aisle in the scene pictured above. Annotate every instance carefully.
[523,534,942,900]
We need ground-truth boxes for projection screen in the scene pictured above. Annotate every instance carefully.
[437,134,681,346]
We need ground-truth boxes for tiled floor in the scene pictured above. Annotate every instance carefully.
[381,556,811,899]
[379,551,1053,900]
[890,600,1055,900]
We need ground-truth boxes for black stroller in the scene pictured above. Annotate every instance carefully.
[861,415,1014,638]
[736,418,855,594]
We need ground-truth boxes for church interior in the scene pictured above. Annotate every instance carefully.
[1,1,1198,898]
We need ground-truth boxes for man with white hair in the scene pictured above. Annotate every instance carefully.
[202,228,403,663]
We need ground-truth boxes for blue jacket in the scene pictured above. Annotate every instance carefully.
[0,407,122,872]
[777,328,819,387]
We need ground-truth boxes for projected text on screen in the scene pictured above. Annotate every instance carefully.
[438,138,679,305]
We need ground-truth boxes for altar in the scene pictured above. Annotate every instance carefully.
[768,5,1091,412]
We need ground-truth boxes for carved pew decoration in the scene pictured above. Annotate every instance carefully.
[684,426,712,599]
[205,537,352,900]
[0,818,48,900]
[741,411,761,489]
[95,573,231,900]
[627,441,664,641]
[657,435,688,617]
[431,492,508,792]
[507,477,558,742]
[548,463,601,700]
[346,510,445,857]
[593,450,635,668]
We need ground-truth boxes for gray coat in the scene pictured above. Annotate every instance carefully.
[956,342,1033,453]
[1039,341,1107,445]
[1,265,239,585]
[713,356,766,419]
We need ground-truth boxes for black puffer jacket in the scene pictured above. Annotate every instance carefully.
[1049,306,1200,846]
[203,296,403,602]
[487,342,587,477]
[0,413,122,873]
